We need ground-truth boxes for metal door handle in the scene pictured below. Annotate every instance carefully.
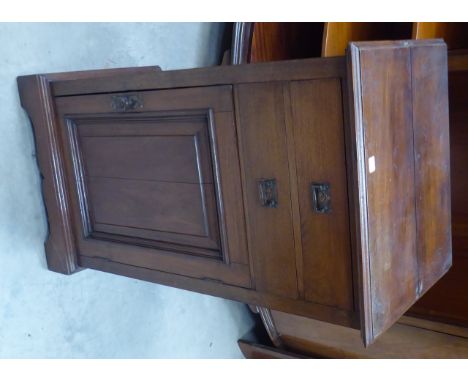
[258,178,278,208]
[311,182,331,213]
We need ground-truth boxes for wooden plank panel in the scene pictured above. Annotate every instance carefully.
[79,122,213,184]
[348,39,452,345]
[289,78,354,311]
[350,41,418,344]
[88,177,219,248]
[49,57,346,96]
[235,82,298,299]
[55,85,234,113]
[210,111,251,266]
[80,135,210,184]
[411,43,452,294]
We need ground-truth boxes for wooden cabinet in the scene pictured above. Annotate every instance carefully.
[18,39,451,346]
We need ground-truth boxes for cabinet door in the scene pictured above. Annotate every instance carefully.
[235,79,357,328]
[289,78,354,312]
[235,82,299,299]
[348,40,452,345]
[54,86,251,288]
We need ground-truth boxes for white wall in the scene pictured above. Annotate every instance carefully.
[0,22,255,358]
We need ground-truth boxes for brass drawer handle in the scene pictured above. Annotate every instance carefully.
[258,178,278,208]
[311,182,331,213]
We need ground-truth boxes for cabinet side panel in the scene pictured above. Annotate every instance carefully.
[411,43,452,294]
[235,83,298,299]
[350,40,452,344]
[351,43,419,343]
[289,79,354,311]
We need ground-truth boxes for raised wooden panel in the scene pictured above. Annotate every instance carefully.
[289,78,354,311]
[235,82,298,299]
[68,114,221,256]
[351,41,418,344]
[410,43,452,293]
[348,40,451,345]
[54,85,251,287]
[79,123,214,184]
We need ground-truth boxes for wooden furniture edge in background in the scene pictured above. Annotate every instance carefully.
[238,339,305,359]
[257,309,468,358]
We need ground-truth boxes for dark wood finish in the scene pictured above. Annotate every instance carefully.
[77,118,221,254]
[348,39,451,345]
[17,76,79,274]
[235,78,359,320]
[18,38,451,346]
[289,79,354,311]
[50,55,346,96]
[54,85,251,287]
[410,43,452,293]
[37,65,162,81]
[235,82,298,298]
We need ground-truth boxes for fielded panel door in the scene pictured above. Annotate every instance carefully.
[54,86,251,288]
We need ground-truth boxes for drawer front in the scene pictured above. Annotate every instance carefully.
[55,86,251,287]
[289,79,354,311]
[235,82,299,299]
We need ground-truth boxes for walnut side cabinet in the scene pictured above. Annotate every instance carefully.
[18,39,451,346]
